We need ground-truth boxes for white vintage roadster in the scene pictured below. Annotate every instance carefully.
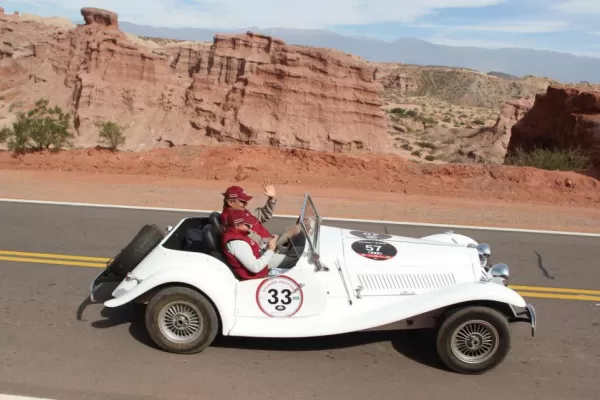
[90,193,536,374]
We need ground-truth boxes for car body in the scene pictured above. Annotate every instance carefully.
[90,193,536,374]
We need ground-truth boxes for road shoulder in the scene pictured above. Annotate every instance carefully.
[1,169,599,233]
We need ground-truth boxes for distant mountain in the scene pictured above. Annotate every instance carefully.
[118,21,600,84]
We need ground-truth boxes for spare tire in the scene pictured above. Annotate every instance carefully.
[107,224,165,277]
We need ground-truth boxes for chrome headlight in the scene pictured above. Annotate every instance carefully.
[489,263,509,285]
[476,243,491,268]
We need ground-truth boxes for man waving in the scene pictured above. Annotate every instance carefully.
[220,180,278,243]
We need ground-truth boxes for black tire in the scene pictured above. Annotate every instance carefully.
[145,286,219,354]
[435,306,511,375]
[107,224,165,277]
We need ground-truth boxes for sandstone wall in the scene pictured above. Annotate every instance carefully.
[507,86,600,167]
[0,8,390,153]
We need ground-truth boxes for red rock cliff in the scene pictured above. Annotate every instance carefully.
[507,86,600,167]
[0,8,390,153]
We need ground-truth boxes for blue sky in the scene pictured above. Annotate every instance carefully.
[3,0,600,57]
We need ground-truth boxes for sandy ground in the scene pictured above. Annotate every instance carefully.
[1,168,599,233]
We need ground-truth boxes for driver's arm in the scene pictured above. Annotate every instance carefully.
[252,196,277,224]
[275,224,301,246]
[226,240,274,273]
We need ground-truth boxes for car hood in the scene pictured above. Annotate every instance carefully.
[317,226,481,296]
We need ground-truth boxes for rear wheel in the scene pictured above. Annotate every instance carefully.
[435,306,510,374]
[108,224,164,277]
[145,286,219,354]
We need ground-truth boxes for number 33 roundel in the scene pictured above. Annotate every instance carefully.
[256,276,304,317]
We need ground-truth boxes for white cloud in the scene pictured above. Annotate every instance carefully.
[552,1,600,14]
[411,20,569,33]
[13,0,507,29]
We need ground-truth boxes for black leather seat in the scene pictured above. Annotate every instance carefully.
[208,211,223,236]
[201,223,227,265]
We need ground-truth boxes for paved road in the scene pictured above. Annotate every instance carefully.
[0,202,599,400]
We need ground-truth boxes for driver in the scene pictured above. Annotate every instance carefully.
[222,209,294,280]
[220,180,298,248]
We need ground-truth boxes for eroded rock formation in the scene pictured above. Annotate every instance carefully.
[0,7,390,153]
[507,86,600,167]
[490,97,535,151]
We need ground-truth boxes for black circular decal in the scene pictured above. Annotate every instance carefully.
[349,230,392,240]
[351,240,397,261]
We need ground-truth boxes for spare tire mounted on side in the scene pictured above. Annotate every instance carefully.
[108,224,165,277]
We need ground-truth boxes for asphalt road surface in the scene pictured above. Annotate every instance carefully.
[1,202,599,400]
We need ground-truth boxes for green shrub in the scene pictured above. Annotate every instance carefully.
[391,107,406,115]
[0,127,9,144]
[95,120,126,151]
[415,141,437,150]
[1,98,73,153]
[505,147,590,171]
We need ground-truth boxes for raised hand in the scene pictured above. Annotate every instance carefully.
[261,179,276,198]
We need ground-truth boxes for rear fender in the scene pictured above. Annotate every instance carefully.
[103,264,238,334]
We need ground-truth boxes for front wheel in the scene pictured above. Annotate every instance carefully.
[435,306,510,374]
[145,286,219,354]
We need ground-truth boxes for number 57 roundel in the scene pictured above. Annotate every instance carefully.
[256,276,304,317]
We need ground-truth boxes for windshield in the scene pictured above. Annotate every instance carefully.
[299,193,320,253]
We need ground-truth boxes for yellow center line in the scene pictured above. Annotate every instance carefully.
[515,291,600,302]
[1,249,600,302]
[509,285,600,296]
[0,256,106,268]
[0,250,110,262]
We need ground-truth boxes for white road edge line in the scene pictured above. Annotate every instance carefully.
[0,395,56,400]
[1,197,599,237]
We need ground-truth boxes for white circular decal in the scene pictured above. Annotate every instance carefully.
[256,275,304,317]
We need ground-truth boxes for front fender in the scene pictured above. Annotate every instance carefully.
[103,264,238,334]
[330,281,529,336]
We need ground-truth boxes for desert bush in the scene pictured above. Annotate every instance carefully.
[425,155,436,161]
[472,119,485,125]
[95,120,126,151]
[415,141,437,150]
[390,107,406,115]
[1,98,73,153]
[505,147,590,171]
[0,127,9,143]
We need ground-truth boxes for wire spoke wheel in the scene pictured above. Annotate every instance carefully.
[436,306,510,374]
[158,300,204,343]
[450,319,499,364]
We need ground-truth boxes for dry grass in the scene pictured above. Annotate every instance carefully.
[505,147,591,171]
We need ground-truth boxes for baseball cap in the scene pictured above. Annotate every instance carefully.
[223,186,253,202]
[226,209,254,227]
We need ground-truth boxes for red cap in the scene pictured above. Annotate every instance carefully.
[223,185,252,202]
[226,209,253,227]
